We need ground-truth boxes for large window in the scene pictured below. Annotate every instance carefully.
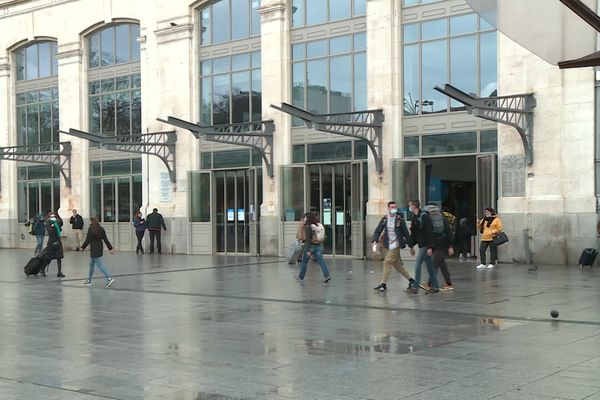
[292,33,366,124]
[292,0,366,27]
[199,0,261,45]
[403,129,498,157]
[90,159,142,222]
[17,166,60,223]
[89,73,141,136]
[16,88,59,145]
[89,24,140,68]
[403,14,497,115]
[15,41,58,81]
[200,52,262,125]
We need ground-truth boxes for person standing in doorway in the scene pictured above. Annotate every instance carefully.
[69,209,84,251]
[81,217,115,287]
[407,200,439,294]
[45,211,65,278]
[371,201,416,292]
[476,207,503,269]
[423,204,455,291]
[146,208,167,254]
[298,212,331,283]
[133,211,146,255]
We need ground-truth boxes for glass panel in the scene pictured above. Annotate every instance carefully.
[51,97,59,142]
[306,59,327,114]
[354,52,367,111]
[354,140,367,159]
[480,31,497,97]
[330,0,351,21]
[118,177,131,222]
[236,170,246,252]
[132,89,142,134]
[89,33,100,68]
[403,0,418,6]
[252,149,262,166]
[27,104,40,145]
[422,132,477,155]
[101,93,116,135]
[281,166,304,221]
[116,75,130,90]
[213,149,250,168]
[40,182,52,218]
[450,36,477,110]
[334,164,346,255]
[480,130,498,152]
[226,172,236,252]
[422,18,447,40]
[422,39,448,113]
[132,158,142,173]
[480,16,494,30]
[450,13,477,35]
[89,95,101,133]
[131,73,141,88]
[403,44,420,115]
[16,50,25,80]
[201,8,211,45]
[28,166,53,179]
[18,167,27,181]
[201,152,212,169]
[28,182,39,221]
[131,24,141,61]
[91,161,102,176]
[232,71,250,123]
[306,0,327,25]
[251,51,261,68]
[53,179,60,212]
[251,0,261,35]
[403,23,419,43]
[89,81,101,95]
[103,178,115,222]
[306,40,328,58]
[101,26,115,66]
[292,0,304,27]
[292,44,305,60]
[39,102,52,143]
[201,60,212,75]
[292,144,305,163]
[477,155,496,217]
[101,78,115,92]
[232,53,250,70]
[330,35,352,54]
[292,62,305,126]
[103,159,131,175]
[191,172,211,222]
[215,171,225,252]
[17,93,27,105]
[212,0,230,44]
[330,55,352,114]
[39,89,52,102]
[307,141,352,162]
[354,0,366,15]
[17,106,27,145]
[90,178,101,220]
[251,69,262,121]
[27,90,38,103]
[50,42,58,75]
[18,182,27,222]
[26,45,38,80]
[132,175,143,213]
[232,0,250,40]
[201,77,212,124]
[354,32,366,51]
[213,56,230,74]
[116,91,131,135]
[115,24,130,64]
[391,160,419,217]
[404,136,420,157]
[38,42,51,78]
[213,74,230,124]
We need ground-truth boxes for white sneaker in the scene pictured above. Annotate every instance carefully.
[459,254,465,261]
[467,252,472,258]
[476,264,486,269]
[486,264,495,269]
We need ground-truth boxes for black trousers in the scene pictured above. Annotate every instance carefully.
[432,248,451,285]
[135,230,145,253]
[149,230,162,254]
[480,240,497,265]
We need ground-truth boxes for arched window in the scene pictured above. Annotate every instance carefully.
[88,23,140,68]
[15,41,58,81]
[199,0,261,45]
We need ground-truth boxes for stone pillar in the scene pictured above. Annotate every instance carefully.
[258,0,290,256]
[0,55,17,247]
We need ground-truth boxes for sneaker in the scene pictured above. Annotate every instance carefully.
[296,276,304,283]
[440,283,454,291]
[459,254,464,261]
[83,279,92,286]
[105,278,115,287]
[426,288,440,294]
[323,276,331,283]
[476,264,486,269]
[374,283,387,292]
[466,252,472,258]
[56,272,65,278]
[406,287,418,294]
[38,271,46,277]
[420,282,431,291]
[486,263,495,269]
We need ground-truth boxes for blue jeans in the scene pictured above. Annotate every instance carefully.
[299,244,330,280]
[412,247,438,291]
[35,234,44,254]
[88,257,111,282]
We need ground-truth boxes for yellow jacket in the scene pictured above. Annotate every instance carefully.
[479,216,503,241]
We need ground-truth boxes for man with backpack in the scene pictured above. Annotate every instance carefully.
[298,212,331,283]
[423,204,455,291]
[407,200,439,294]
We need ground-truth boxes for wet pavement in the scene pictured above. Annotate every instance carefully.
[1,249,600,400]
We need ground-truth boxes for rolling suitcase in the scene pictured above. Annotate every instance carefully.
[286,240,304,264]
[24,256,49,276]
[578,248,598,268]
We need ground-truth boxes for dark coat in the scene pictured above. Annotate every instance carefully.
[134,217,146,233]
[372,214,410,249]
[33,217,46,236]
[81,224,113,258]
[431,217,454,250]
[145,212,166,231]
[69,214,84,229]
[409,210,434,249]
[46,218,64,259]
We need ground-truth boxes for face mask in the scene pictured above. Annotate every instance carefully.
[389,208,398,215]
[50,217,56,221]
[485,213,492,218]
[408,206,414,213]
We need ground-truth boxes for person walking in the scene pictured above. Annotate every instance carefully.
[69,208,84,251]
[406,200,439,294]
[31,214,46,255]
[371,201,415,292]
[45,211,65,278]
[146,208,167,254]
[81,217,115,287]
[476,207,503,269]
[423,205,455,291]
[133,211,146,255]
[298,212,331,283]
[293,213,308,264]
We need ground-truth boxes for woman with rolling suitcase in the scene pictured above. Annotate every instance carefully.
[44,211,65,278]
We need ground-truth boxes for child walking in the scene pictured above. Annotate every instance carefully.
[81,217,115,287]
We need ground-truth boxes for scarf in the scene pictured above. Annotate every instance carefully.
[52,220,62,236]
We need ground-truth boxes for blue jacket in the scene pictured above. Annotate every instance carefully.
[134,217,146,233]
[372,214,410,249]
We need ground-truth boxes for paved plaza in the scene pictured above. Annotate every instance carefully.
[1,248,600,399]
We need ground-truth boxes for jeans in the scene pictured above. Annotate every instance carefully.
[299,244,330,280]
[149,230,162,253]
[413,247,438,291]
[135,230,145,253]
[88,257,111,282]
[35,234,44,254]
[479,241,497,265]
[381,247,412,283]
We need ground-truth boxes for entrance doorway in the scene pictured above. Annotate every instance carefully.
[214,169,262,254]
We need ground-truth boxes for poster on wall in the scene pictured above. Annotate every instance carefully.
[227,208,235,222]
[159,172,172,202]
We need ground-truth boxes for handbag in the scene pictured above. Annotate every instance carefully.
[493,232,509,246]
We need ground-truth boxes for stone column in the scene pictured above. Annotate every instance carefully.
[258,0,290,256]
[0,55,17,247]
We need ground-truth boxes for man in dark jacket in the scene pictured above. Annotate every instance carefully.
[81,217,115,287]
[407,200,439,294]
[424,204,454,291]
[69,208,84,251]
[371,201,416,292]
[146,208,167,254]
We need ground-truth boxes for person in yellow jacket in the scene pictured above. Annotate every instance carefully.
[476,207,503,269]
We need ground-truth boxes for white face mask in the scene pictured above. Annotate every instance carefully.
[408,206,414,213]
[389,208,398,215]
[50,216,56,221]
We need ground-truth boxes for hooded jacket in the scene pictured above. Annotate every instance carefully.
[81,224,113,258]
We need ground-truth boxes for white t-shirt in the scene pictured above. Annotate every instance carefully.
[387,216,398,249]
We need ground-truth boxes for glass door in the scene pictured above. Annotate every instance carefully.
[391,159,421,218]
[350,162,365,258]
[476,155,497,220]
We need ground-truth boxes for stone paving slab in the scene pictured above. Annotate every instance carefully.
[1,249,600,399]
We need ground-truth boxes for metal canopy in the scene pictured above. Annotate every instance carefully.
[270,103,384,173]
[0,142,72,187]
[434,84,536,165]
[157,116,275,177]
[61,129,177,183]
